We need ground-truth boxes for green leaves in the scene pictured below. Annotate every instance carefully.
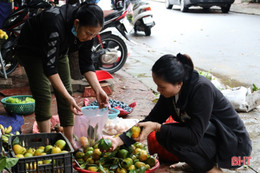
[12,136,20,146]
[87,124,99,146]
[98,163,106,173]
[98,138,112,151]
[252,83,259,91]
[0,154,19,171]
[126,130,133,138]
[0,157,5,171]
[198,70,212,81]
[5,158,19,170]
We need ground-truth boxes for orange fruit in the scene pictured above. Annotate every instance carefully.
[139,150,148,161]
[116,167,127,173]
[55,139,66,150]
[88,166,98,172]
[80,136,89,148]
[15,154,24,158]
[131,126,141,138]
[34,148,44,156]
[51,146,61,154]
[24,152,33,157]
[13,144,26,155]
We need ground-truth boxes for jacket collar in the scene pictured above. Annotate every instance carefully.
[177,70,199,111]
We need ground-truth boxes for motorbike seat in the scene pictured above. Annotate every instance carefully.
[103,10,114,18]
[104,10,124,21]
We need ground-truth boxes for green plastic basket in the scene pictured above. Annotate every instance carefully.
[1,95,35,115]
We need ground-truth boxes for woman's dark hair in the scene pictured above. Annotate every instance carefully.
[75,4,104,27]
[152,53,194,85]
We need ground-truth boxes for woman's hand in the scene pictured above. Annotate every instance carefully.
[83,71,109,108]
[66,95,81,115]
[105,136,124,150]
[134,121,161,142]
[48,74,81,115]
[96,89,109,108]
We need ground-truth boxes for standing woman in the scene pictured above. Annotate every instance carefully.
[110,54,252,172]
[15,3,109,147]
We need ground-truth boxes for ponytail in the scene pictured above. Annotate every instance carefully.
[176,53,194,81]
[152,53,194,85]
[176,53,193,69]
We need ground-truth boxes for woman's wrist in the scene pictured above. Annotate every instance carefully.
[65,94,73,102]
[155,123,161,132]
[117,137,124,146]
[95,87,102,94]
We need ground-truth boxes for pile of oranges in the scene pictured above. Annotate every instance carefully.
[74,126,157,173]
[12,139,68,165]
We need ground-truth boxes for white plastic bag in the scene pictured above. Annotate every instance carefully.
[103,117,139,135]
[222,86,260,112]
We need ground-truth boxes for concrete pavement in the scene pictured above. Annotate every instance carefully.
[230,0,260,15]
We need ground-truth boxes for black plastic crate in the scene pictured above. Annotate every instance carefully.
[8,133,74,173]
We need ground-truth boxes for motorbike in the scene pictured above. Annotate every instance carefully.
[0,0,130,78]
[126,0,155,36]
[0,0,52,79]
[91,1,130,73]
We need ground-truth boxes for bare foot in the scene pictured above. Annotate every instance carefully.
[170,162,194,172]
[207,165,223,173]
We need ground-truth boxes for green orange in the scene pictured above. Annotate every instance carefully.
[98,138,112,151]
[122,158,133,169]
[118,149,128,159]
[116,167,127,173]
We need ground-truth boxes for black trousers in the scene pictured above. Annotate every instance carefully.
[170,122,217,172]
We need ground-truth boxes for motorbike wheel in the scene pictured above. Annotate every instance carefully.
[145,27,151,36]
[94,34,128,74]
[0,41,19,78]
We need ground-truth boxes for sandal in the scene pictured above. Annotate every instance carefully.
[170,162,194,172]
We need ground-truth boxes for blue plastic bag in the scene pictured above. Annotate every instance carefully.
[0,2,12,28]
[0,114,24,133]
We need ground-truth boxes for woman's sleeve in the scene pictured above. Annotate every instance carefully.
[41,16,62,77]
[156,83,214,146]
[119,95,171,146]
[142,95,172,123]
[78,40,96,74]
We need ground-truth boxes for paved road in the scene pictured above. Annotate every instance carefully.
[124,1,260,91]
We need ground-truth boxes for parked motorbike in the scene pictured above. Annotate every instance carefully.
[126,0,155,36]
[0,0,130,78]
[0,0,52,78]
[92,1,130,73]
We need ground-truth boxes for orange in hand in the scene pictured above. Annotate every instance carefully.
[131,126,141,138]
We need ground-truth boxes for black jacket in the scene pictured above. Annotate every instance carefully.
[120,70,252,168]
[16,4,95,77]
